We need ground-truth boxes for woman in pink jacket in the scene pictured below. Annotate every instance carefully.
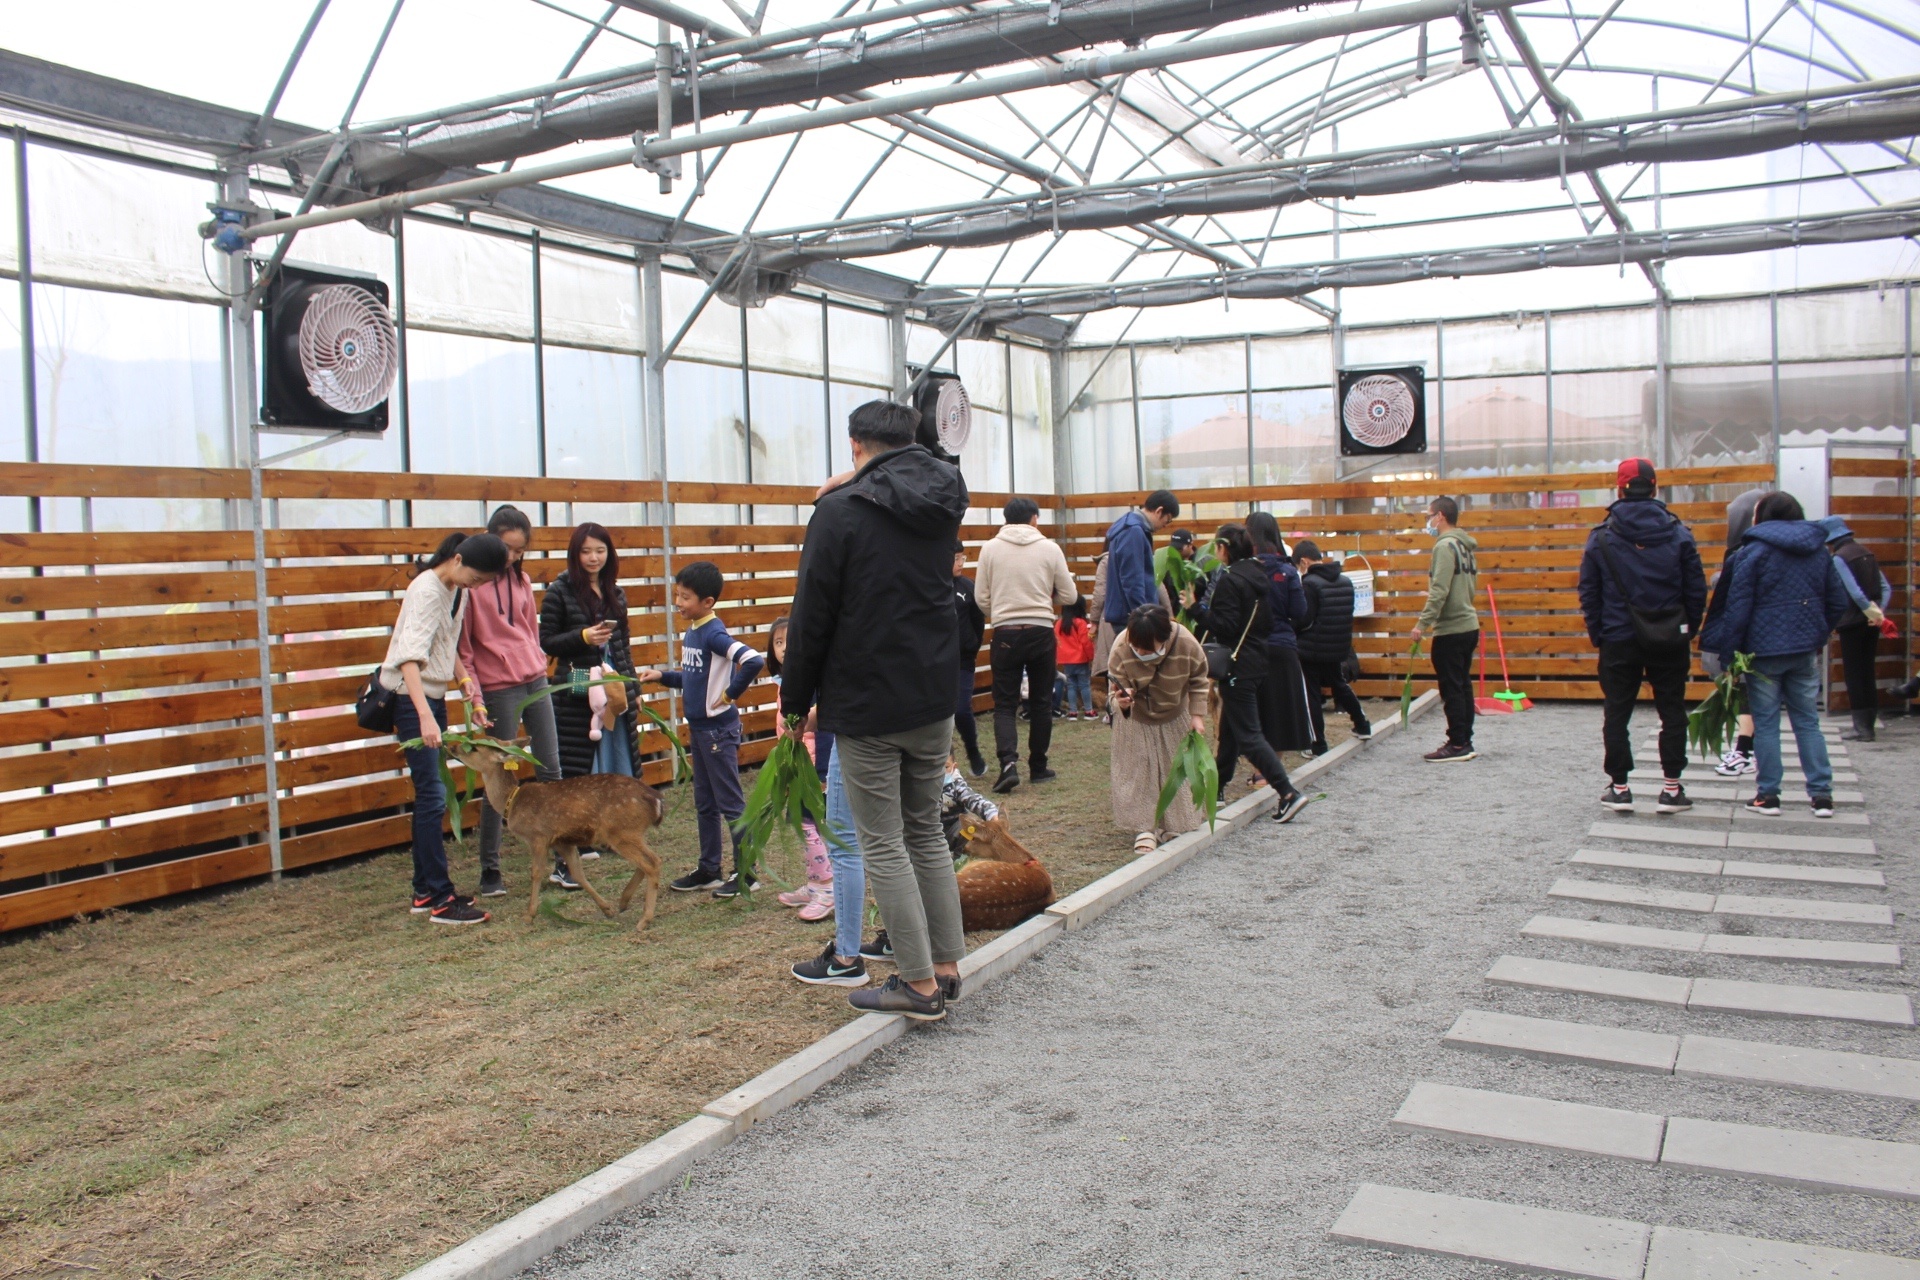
[457,505,565,897]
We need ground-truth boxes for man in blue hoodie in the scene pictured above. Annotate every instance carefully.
[1702,491,1852,818]
[1578,459,1706,815]
[1102,490,1180,633]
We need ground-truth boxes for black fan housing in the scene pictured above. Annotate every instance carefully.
[1338,365,1427,455]
[261,262,396,433]
[910,371,971,464]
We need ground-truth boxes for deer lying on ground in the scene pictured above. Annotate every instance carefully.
[445,742,665,932]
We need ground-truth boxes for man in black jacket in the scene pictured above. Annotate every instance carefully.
[783,400,970,1023]
[1578,459,1707,815]
[1294,541,1371,754]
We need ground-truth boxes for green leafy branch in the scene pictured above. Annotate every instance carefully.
[393,730,545,842]
[1155,729,1221,831]
[1154,544,1222,625]
[1688,651,1753,759]
[730,714,848,906]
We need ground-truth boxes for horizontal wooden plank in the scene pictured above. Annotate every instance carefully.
[0,844,273,932]
[1830,457,1914,478]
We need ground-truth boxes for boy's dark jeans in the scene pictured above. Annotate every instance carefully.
[690,719,746,877]
[393,696,454,902]
[1598,638,1691,784]
[991,624,1056,770]
[1428,629,1480,748]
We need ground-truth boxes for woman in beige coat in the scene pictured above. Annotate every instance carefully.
[1106,603,1210,853]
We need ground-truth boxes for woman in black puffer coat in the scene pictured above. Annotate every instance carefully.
[540,522,642,779]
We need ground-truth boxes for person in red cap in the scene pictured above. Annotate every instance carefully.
[1578,458,1707,814]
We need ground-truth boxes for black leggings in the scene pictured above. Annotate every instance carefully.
[1215,672,1293,795]
[1837,623,1879,725]
[955,658,982,760]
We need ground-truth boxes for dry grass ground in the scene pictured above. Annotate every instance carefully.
[0,704,1376,1280]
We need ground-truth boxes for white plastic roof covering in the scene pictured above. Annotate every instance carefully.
[6,0,1918,343]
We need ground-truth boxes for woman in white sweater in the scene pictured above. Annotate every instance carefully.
[379,531,509,925]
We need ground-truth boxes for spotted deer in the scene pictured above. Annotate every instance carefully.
[445,742,665,932]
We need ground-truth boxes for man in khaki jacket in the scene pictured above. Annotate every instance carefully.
[976,497,1080,793]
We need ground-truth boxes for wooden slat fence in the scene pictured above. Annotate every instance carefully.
[0,463,1036,933]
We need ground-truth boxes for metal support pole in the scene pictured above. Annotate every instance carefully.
[1005,337,1017,493]
[888,306,908,402]
[1543,309,1553,475]
[819,295,834,476]
[1904,280,1914,690]
[1770,291,1782,467]
[1435,319,1446,479]
[1129,343,1143,490]
[1655,294,1670,471]
[642,254,679,724]
[14,128,38,534]
[224,169,283,879]
[393,216,413,528]
[532,228,549,524]
[1244,333,1255,484]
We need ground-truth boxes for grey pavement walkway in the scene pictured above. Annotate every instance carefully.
[532,706,1920,1280]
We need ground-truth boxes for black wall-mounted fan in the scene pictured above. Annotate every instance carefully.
[1338,366,1427,455]
[261,263,397,433]
[910,371,972,464]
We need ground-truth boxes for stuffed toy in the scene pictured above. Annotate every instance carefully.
[587,665,629,740]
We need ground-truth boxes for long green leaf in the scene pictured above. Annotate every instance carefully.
[438,755,463,843]
[1399,639,1423,726]
[1154,729,1220,831]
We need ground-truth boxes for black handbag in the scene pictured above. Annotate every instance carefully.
[355,669,398,733]
[1595,528,1690,650]
[1204,601,1262,682]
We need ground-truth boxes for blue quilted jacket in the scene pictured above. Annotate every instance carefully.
[1703,520,1850,660]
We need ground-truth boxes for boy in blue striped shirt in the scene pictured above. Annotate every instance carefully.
[639,561,765,898]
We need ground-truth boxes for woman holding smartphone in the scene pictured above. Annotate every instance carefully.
[539,522,644,883]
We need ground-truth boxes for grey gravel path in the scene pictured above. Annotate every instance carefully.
[532,706,1920,1280]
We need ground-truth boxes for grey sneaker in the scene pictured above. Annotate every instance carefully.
[848,974,945,1022]
[939,973,962,1003]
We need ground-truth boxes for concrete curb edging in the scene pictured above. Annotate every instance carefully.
[400,686,1442,1280]
[400,1114,734,1280]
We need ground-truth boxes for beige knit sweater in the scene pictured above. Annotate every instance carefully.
[1105,623,1210,724]
[378,570,469,698]
[975,523,1078,627]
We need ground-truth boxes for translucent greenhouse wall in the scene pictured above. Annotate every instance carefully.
[1061,285,1919,496]
[0,133,1057,536]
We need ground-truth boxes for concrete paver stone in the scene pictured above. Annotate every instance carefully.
[1523,915,1707,953]
[1591,822,1728,849]
[1391,1082,1667,1162]
[1488,955,1694,1006]
[1644,1226,1920,1279]
[1659,1116,1920,1201]
[1328,1184,1651,1280]
[1676,1035,1920,1102]
[1687,978,1914,1027]
[1719,860,1887,889]
[1731,832,1878,858]
[1444,1009,1680,1073]
[1699,933,1901,968]
[1710,894,1893,926]
[1549,878,1717,913]
[1571,849,1725,877]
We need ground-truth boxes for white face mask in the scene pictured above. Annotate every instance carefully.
[1132,646,1167,664]
[1425,519,1442,537]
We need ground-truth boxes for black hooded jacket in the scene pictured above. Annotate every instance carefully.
[783,445,970,737]
[1297,561,1356,665]
[1577,497,1707,647]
